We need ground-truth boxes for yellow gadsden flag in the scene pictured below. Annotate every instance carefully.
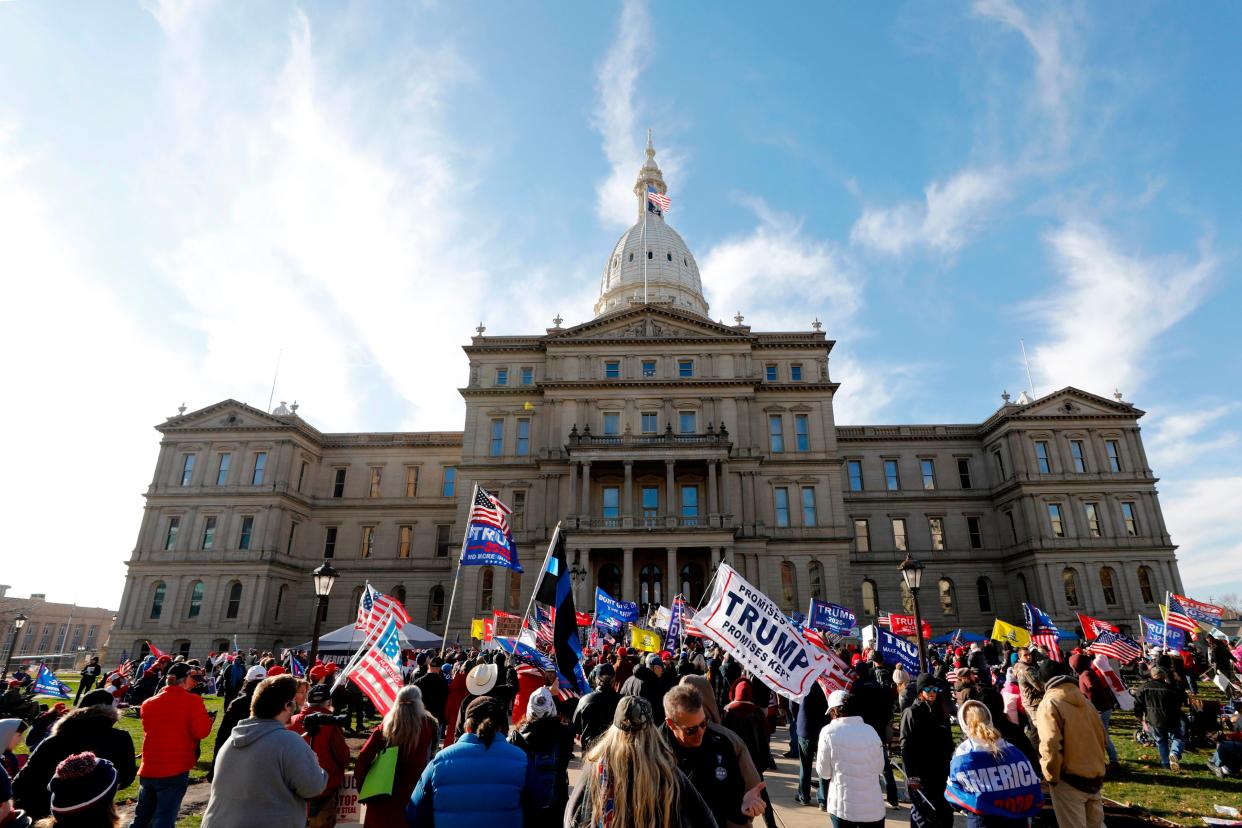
[470,618,485,641]
[991,619,1031,649]
[630,626,662,653]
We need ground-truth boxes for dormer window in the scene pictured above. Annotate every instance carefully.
[647,251,653,259]
[628,252,634,262]
[666,252,672,261]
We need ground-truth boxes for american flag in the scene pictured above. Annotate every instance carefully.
[1088,630,1143,664]
[876,611,891,629]
[802,627,835,653]
[470,486,512,534]
[815,647,854,697]
[344,615,405,715]
[115,659,133,678]
[1031,633,1062,661]
[355,584,411,635]
[534,605,554,646]
[683,615,707,638]
[646,186,671,212]
[1166,593,1204,633]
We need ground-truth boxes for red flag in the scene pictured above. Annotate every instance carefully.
[343,617,404,716]
[887,613,932,639]
[1076,613,1118,641]
[576,612,593,627]
[145,641,166,659]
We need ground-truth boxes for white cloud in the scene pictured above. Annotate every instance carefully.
[1160,476,1242,597]
[593,0,654,228]
[1146,404,1239,472]
[1027,222,1215,396]
[850,167,1009,256]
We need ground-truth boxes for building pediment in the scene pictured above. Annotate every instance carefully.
[1018,387,1143,418]
[546,306,749,344]
[157,399,302,433]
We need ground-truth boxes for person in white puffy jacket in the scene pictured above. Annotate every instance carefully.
[814,689,886,828]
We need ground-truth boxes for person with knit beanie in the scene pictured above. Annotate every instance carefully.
[34,751,120,828]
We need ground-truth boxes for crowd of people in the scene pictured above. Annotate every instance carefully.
[0,626,1237,828]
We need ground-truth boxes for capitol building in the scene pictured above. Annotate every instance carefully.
[108,142,1183,660]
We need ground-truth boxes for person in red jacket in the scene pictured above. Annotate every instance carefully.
[131,663,214,828]
[295,685,351,828]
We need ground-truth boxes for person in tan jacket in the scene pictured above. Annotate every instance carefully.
[1034,660,1108,828]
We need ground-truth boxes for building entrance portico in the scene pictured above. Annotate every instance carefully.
[568,538,727,612]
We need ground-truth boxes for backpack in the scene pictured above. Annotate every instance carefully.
[523,739,561,811]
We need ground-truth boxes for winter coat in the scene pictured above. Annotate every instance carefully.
[795,681,828,741]
[620,665,665,714]
[1134,677,1186,730]
[1012,660,1043,718]
[571,687,621,752]
[662,723,747,828]
[1074,660,1118,714]
[899,698,954,785]
[1001,683,1023,725]
[815,715,885,823]
[508,717,574,823]
[12,704,138,819]
[209,683,257,780]
[300,712,352,792]
[415,670,449,723]
[137,683,214,778]
[406,732,529,828]
[722,693,769,777]
[1034,675,1107,787]
[511,665,547,725]
[443,672,469,746]
[563,764,719,828]
[355,717,437,828]
[850,677,895,744]
[945,737,1042,820]
[201,717,328,828]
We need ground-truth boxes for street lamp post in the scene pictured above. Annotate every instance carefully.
[308,561,339,670]
[898,554,928,674]
[3,613,28,680]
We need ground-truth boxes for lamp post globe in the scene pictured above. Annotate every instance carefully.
[898,554,929,674]
[3,612,27,680]
[308,561,339,670]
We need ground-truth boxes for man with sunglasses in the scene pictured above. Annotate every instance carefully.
[661,684,766,828]
[900,674,955,826]
[131,662,215,828]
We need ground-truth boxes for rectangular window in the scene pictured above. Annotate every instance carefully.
[359,526,375,558]
[921,459,937,490]
[180,454,195,486]
[854,518,870,552]
[216,453,231,486]
[1048,503,1065,538]
[892,518,908,551]
[957,458,972,489]
[1035,441,1051,473]
[603,412,621,435]
[773,487,790,527]
[164,517,180,550]
[928,517,945,550]
[765,364,778,382]
[520,367,534,386]
[680,486,699,523]
[516,419,530,456]
[602,487,620,522]
[369,466,382,497]
[251,452,267,485]
[795,414,809,452]
[1105,439,1122,472]
[605,360,621,379]
[435,524,451,557]
[238,516,253,550]
[512,490,526,531]
[967,516,983,549]
[1085,503,1102,537]
[678,411,696,434]
[333,468,346,498]
[1006,511,1018,543]
[405,466,419,497]
[769,415,784,452]
[442,467,456,497]
[201,516,216,549]
[286,522,297,555]
[642,487,659,526]
[847,460,863,492]
[801,487,817,527]
[790,364,803,381]
[641,412,658,433]
[297,461,308,492]
[993,450,1006,479]
[1070,440,1087,473]
[490,420,504,456]
[884,459,900,491]
[643,360,657,378]
[678,359,694,378]
[398,525,412,558]
[495,368,508,386]
[323,526,337,558]
[1121,501,1138,536]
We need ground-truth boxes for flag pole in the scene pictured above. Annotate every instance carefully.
[519,522,561,640]
[642,197,649,305]
[1162,591,1169,650]
[440,482,479,656]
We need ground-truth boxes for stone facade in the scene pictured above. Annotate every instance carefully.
[0,589,116,670]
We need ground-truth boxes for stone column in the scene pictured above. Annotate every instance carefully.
[567,462,578,522]
[720,460,731,520]
[712,547,723,569]
[622,548,635,602]
[707,460,719,527]
[666,548,678,601]
[580,461,591,518]
[665,460,676,524]
[623,461,634,528]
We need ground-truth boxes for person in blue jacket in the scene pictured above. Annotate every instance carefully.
[406,695,529,828]
[946,700,1043,828]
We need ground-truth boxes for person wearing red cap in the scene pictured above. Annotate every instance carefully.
[266,665,286,677]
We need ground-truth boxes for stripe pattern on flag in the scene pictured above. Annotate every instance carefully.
[470,486,513,533]
[1087,630,1143,664]
[345,616,405,715]
[356,584,411,635]
[1165,594,1200,633]
[646,186,671,211]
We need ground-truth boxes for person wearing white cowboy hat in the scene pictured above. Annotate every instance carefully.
[456,664,503,739]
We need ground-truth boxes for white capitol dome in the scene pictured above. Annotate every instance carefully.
[594,136,709,318]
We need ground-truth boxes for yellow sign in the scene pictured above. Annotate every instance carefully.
[630,626,662,653]
[470,618,485,640]
[990,619,1031,649]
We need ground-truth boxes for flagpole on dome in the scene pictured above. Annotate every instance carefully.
[439,482,480,656]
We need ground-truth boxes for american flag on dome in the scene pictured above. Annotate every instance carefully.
[646,185,671,212]
[343,615,405,715]
[1088,630,1143,664]
[355,584,411,635]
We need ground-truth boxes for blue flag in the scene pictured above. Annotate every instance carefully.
[594,587,639,632]
[493,637,556,672]
[946,740,1043,818]
[535,530,590,694]
[460,486,522,571]
[667,596,688,641]
[875,627,921,672]
[1022,603,1060,635]
[808,599,856,635]
[33,663,71,699]
[1140,615,1185,651]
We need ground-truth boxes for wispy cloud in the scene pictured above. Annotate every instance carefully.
[592,0,651,227]
[1160,476,1242,596]
[1146,404,1239,472]
[850,167,1009,256]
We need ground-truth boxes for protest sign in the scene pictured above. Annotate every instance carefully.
[808,599,856,635]
[1140,615,1185,651]
[887,613,932,639]
[689,563,827,700]
[336,772,363,827]
[493,614,521,639]
[867,625,920,672]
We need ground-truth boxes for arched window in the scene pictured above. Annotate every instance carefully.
[187,581,204,619]
[809,560,824,601]
[429,585,445,625]
[861,579,878,617]
[480,567,494,612]
[976,577,992,613]
[599,564,622,600]
[938,578,956,615]
[149,582,166,620]
[351,585,365,611]
[1062,568,1081,607]
[393,586,407,608]
[1099,567,1118,605]
[1137,566,1155,603]
[509,570,522,611]
[225,582,242,619]
[173,640,191,657]
[639,564,662,608]
[780,562,797,612]
[680,563,704,605]
[275,584,288,621]
[1016,572,1030,604]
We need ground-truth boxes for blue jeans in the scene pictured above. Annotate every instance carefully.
[1154,723,1184,768]
[129,773,189,828]
[797,737,827,803]
[1099,709,1118,763]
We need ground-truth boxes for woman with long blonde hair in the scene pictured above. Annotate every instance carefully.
[566,695,715,828]
[354,685,437,828]
[946,700,1042,828]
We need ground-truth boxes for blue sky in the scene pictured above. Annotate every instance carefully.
[1,1,1239,609]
